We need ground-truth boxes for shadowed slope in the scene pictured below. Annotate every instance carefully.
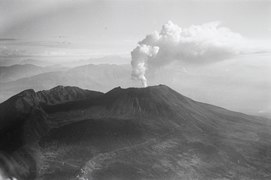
[0,85,271,180]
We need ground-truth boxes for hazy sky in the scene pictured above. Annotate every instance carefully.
[0,0,270,60]
[0,0,270,116]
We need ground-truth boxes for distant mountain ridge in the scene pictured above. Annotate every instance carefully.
[0,63,131,103]
[0,64,44,82]
[0,85,271,180]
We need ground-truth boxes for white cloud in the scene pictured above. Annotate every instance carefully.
[131,21,257,86]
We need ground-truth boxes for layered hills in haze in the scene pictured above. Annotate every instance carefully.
[0,85,271,180]
[0,64,66,83]
[0,64,131,103]
[0,60,270,118]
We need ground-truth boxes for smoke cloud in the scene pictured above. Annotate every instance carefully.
[131,21,246,87]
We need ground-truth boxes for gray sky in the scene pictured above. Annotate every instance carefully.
[0,0,270,116]
[0,0,271,59]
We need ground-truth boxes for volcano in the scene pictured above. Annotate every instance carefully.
[0,85,271,180]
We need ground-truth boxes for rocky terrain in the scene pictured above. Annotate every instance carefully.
[0,85,271,180]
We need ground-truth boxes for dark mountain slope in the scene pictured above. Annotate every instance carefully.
[0,85,271,180]
[36,85,271,180]
[0,86,103,151]
[0,89,40,132]
[37,85,103,105]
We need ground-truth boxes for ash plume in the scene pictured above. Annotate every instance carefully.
[131,45,159,87]
[131,21,246,87]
